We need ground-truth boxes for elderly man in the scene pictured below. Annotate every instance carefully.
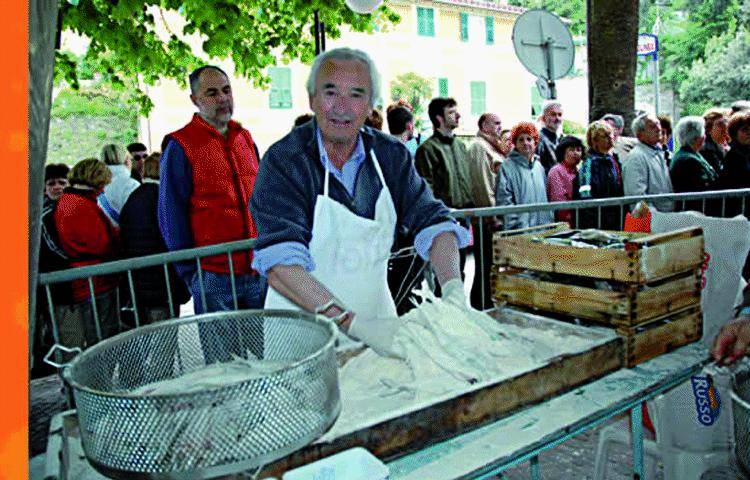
[536,100,564,174]
[466,113,504,309]
[250,48,470,345]
[622,114,674,212]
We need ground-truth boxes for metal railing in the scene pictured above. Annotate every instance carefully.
[456,188,750,312]
[34,188,750,369]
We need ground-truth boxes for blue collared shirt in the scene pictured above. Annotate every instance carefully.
[252,127,470,276]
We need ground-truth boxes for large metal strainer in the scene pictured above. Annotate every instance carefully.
[731,369,750,474]
[61,309,340,479]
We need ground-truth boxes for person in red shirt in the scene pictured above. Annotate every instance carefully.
[53,158,120,349]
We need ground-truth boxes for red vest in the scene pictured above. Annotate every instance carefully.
[166,114,259,274]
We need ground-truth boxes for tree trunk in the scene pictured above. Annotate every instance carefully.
[587,0,639,135]
[29,0,59,369]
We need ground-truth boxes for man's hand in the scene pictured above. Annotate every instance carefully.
[712,317,750,365]
[442,278,467,308]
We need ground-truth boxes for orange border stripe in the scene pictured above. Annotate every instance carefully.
[0,1,29,478]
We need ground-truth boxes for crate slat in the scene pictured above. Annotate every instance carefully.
[493,269,702,327]
[618,307,702,367]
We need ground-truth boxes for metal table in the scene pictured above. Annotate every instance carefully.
[387,343,710,480]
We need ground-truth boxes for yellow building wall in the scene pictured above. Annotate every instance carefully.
[140,1,586,154]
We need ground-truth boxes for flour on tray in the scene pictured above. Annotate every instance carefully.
[323,288,594,440]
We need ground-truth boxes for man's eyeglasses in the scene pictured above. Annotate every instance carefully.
[132,153,148,161]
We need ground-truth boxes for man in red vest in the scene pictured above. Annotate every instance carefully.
[158,66,266,359]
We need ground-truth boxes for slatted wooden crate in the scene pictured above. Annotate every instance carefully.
[492,268,702,327]
[493,223,705,284]
[619,306,702,367]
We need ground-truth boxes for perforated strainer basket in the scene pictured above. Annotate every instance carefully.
[731,369,750,474]
[61,309,340,479]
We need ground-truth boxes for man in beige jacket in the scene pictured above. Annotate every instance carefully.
[466,113,505,310]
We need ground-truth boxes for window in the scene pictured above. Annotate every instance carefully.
[269,67,292,109]
[417,7,435,37]
[438,78,449,97]
[485,16,494,44]
[470,81,486,115]
[460,13,469,41]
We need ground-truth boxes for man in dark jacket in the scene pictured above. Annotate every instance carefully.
[536,100,564,174]
[119,153,190,324]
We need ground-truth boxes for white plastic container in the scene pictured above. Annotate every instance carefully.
[282,447,389,480]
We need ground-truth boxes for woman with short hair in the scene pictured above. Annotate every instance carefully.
[495,122,554,230]
[574,121,624,230]
[53,158,120,349]
[546,135,584,226]
[670,116,717,212]
[701,108,731,174]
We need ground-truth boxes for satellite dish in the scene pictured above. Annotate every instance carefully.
[512,9,575,99]
[345,0,383,14]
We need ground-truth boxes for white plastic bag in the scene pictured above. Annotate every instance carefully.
[648,210,750,477]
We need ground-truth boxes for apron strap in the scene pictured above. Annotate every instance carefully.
[369,148,387,186]
[323,155,331,198]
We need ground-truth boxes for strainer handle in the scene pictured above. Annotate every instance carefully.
[43,343,82,369]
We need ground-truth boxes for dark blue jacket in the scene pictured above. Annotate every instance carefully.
[250,120,456,251]
[120,182,190,307]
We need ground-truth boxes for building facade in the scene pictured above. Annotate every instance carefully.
[139,0,588,153]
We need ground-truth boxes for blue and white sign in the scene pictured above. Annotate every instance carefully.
[637,33,659,57]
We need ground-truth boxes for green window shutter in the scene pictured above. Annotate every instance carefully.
[438,78,449,97]
[530,85,543,117]
[417,7,435,37]
[460,13,469,41]
[470,81,486,115]
[269,67,292,109]
[485,16,494,44]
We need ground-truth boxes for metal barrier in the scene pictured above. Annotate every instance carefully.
[34,188,750,368]
[454,188,750,313]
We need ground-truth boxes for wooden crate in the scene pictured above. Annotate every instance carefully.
[619,306,702,367]
[493,223,705,284]
[492,268,702,327]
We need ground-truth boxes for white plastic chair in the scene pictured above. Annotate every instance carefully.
[593,418,660,480]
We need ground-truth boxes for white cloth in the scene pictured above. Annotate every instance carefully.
[649,209,750,347]
[264,149,399,338]
[100,164,140,224]
[648,209,750,469]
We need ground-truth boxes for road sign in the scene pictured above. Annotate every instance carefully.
[637,33,659,57]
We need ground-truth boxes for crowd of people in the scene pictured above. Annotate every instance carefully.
[33,46,750,376]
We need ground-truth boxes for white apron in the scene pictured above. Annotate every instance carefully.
[264,149,399,324]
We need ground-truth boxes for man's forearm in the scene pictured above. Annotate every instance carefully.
[267,264,351,326]
[429,231,461,287]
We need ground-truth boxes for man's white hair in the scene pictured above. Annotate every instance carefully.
[675,116,705,147]
[542,100,562,115]
[631,114,651,135]
[306,47,382,108]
